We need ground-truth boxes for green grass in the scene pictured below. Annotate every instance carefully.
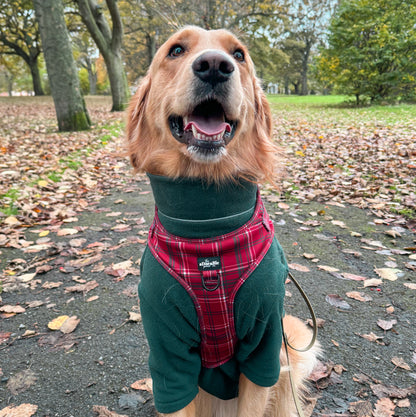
[267,94,416,126]
[0,188,20,216]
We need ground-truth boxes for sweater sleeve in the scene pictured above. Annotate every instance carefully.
[139,247,201,413]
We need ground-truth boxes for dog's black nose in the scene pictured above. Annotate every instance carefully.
[192,51,235,85]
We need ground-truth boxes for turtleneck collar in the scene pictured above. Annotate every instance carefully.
[147,174,258,238]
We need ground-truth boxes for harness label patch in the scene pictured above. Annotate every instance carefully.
[197,257,221,271]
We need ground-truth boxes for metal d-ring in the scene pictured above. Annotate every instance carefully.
[201,270,221,291]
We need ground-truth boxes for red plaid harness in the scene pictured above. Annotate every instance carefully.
[147,191,274,368]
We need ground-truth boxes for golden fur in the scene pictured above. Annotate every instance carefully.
[126,26,320,417]
[127,26,276,184]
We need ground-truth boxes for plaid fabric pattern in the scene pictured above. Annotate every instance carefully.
[147,191,274,368]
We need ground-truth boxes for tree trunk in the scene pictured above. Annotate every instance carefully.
[29,59,44,96]
[103,50,129,111]
[5,72,13,96]
[284,78,290,95]
[146,33,156,67]
[85,56,97,95]
[33,0,91,131]
[76,0,129,111]
[300,42,311,96]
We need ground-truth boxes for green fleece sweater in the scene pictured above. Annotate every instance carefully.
[139,174,288,413]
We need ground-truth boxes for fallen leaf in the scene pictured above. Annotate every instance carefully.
[48,315,70,331]
[57,228,79,236]
[349,400,373,417]
[333,364,346,374]
[42,281,63,289]
[375,268,401,281]
[391,357,411,371]
[128,312,142,322]
[112,260,133,270]
[130,378,153,392]
[318,265,339,273]
[325,294,351,310]
[373,397,395,417]
[17,273,37,282]
[342,248,362,257]
[0,305,26,314]
[309,360,331,382]
[112,224,132,232]
[69,238,87,248]
[346,291,372,302]
[341,273,367,281]
[306,317,326,328]
[59,316,80,334]
[92,406,128,417]
[377,319,397,331]
[385,229,401,238]
[371,384,416,399]
[4,216,21,226]
[26,300,44,308]
[64,280,98,294]
[288,263,310,272]
[363,278,383,287]
[0,403,38,417]
[64,254,102,269]
[38,333,78,352]
[37,179,48,187]
[397,398,410,408]
[404,282,416,290]
[0,332,12,344]
[332,220,347,228]
[361,239,386,248]
[359,332,384,344]
[7,370,37,395]
[302,253,316,259]
[87,295,99,302]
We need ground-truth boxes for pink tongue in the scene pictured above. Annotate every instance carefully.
[184,115,231,137]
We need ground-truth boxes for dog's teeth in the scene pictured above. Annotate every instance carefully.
[192,125,198,137]
[184,116,188,125]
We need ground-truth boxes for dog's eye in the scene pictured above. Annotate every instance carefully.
[169,45,185,58]
[233,49,245,62]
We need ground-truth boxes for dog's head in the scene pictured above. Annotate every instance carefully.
[127,26,276,183]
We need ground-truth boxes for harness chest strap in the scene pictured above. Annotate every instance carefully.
[147,192,275,368]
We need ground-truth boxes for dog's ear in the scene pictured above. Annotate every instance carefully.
[126,74,151,170]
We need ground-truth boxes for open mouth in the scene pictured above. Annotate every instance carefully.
[168,99,237,161]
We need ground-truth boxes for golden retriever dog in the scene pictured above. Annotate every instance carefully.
[126,26,320,417]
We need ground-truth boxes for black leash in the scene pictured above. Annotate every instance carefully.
[282,271,319,417]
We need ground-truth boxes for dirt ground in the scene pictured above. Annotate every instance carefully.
[1,175,415,417]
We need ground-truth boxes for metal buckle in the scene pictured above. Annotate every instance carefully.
[201,270,221,291]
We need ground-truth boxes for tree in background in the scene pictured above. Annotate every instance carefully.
[73,33,98,95]
[121,0,291,84]
[0,0,44,95]
[281,0,337,95]
[33,0,91,131]
[317,0,416,104]
[74,0,129,111]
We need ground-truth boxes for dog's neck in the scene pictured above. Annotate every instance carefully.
[147,173,257,238]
